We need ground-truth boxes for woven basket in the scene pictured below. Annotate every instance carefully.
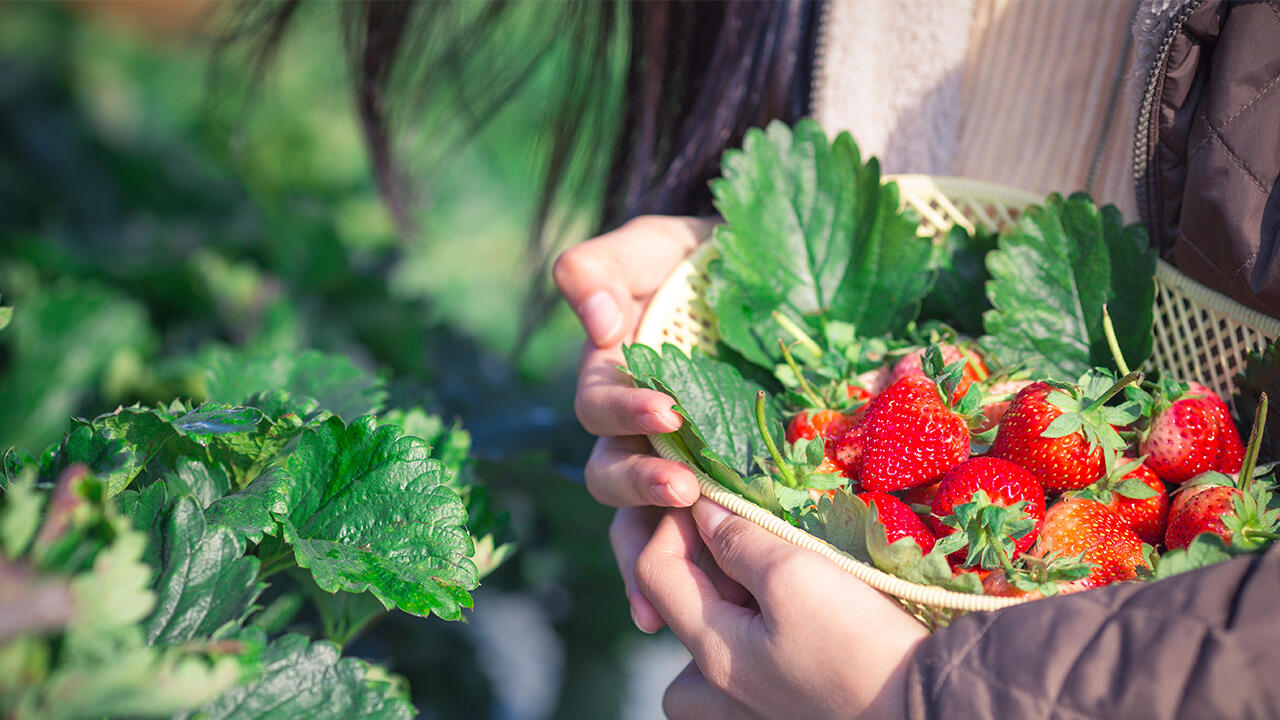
[633,174,1280,629]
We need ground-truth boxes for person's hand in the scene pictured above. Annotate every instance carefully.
[553,215,715,632]
[635,499,929,719]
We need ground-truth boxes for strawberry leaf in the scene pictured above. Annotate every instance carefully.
[707,119,931,369]
[274,417,477,621]
[981,193,1155,380]
[802,491,983,594]
[1152,533,1233,580]
[178,629,414,720]
[1114,478,1159,500]
[1234,339,1280,463]
[920,226,997,336]
[624,343,784,514]
[205,349,387,422]
[143,497,264,645]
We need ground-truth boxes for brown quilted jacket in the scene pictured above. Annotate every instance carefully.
[904,2,1280,717]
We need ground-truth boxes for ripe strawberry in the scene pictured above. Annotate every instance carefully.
[891,344,988,403]
[973,379,1033,434]
[786,409,857,445]
[988,372,1139,492]
[1139,394,1221,484]
[899,480,941,510]
[853,375,971,492]
[1033,498,1147,589]
[930,456,1047,566]
[1076,455,1169,546]
[1189,381,1245,474]
[787,409,860,477]
[860,491,935,554]
[1164,484,1239,550]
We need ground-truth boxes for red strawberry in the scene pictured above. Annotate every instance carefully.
[853,375,971,492]
[930,456,1046,565]
[1164,484,1240,550]
[832,422,865,474]
[899,480,941,509]
[1101,459,1170,546]
[973,379,1033,434]
[892,344,988,403]
[1189,381,1245,473]
[860,491,935,554]
[1140,394,1221,484]
[1034,498,1147,589]
[987,373,1138,492]
[786,409,857,445]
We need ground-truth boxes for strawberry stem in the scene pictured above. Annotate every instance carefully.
[1239,393,1268,493]
[755,390,797,488]
[771,311,824,359]
[1085,370,1144,413]
[1101,305,1132,376]
[777,339,827,408]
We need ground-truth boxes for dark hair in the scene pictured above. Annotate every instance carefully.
[218,0,822,343]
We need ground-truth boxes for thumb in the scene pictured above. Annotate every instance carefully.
[690,499,812,606]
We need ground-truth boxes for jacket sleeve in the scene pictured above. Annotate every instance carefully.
[903,545,1280,720]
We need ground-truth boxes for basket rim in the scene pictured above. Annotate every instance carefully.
[634,173,1280,614]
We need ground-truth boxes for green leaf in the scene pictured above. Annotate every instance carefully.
[179,631,414,720]
[1,468,43,559]
[1234,340,1280,463]
[1152,533,1233,580]
[707,119,931,368]
[920,225,997,335]
[1114,478,1159,500]
[981,194,1155,380]
[143,497,264,645]
[204,468,289,544]
[624,343,783,514]
[205,349,387,421]
[801,491,982,593]
[275,417,477,621]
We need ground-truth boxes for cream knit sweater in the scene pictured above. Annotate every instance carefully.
[812,0,1149,218]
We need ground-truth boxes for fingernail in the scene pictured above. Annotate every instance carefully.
[630,604,652,633]
[577,291,622,345]
[639,409,680,434]
[693,500,731,536]
[652,480,694,506]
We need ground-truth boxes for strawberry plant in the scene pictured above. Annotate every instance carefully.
[0,350,512,719]
[626,119,1280,604]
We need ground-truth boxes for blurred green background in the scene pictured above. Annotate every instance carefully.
[0,2,685,718]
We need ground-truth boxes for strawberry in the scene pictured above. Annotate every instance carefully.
[1139,394,1221,484]
[1033,498,1147,589]
[930,456,1047,566]
[899,479,941,510]
[853,374,971,492]
[860,491,935,554]
[987,371,1140,492]
[1164,484,1240,550]
[787,409,860,477]
[1163,394,1280,551]
[1076,455,1169,546]
[1189,381,1245,473]
[891,343,988,403]
[973,379,1033,434]
[856,365,893,396]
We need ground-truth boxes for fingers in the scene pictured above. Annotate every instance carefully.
[575,344,681,437]
[663,661,765,720]
[634,509,759,684]
[609,507,665,633]
[584,436,699,508]
[689,499,813,616]
[553,215,712,346]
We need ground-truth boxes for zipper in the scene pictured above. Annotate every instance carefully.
[808,0,834,121]
[1132,0,1206,234]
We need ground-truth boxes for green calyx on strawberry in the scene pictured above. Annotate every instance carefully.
[1164,394,1280,552]
[1073,451,1169,546]
[933,490,1037,571]
[755,391,848,492]
[984,552,1094,598]
[988,369,1143,492]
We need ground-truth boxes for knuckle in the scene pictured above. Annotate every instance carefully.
[697,653,734,694]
